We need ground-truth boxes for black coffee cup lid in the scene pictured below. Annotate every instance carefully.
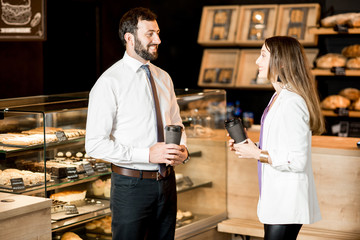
[165,125,183,132]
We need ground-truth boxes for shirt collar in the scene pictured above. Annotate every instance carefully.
[123,51,150,72]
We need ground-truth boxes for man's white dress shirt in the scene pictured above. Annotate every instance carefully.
[85,52,186,171]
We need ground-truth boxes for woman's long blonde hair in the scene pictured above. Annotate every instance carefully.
[265,36,325,135]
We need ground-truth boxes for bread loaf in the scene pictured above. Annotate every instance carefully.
[321,95,351,109]
[342,44,360,58]
[346,57,360,69]
[321,12,360,27]
[339,88,360,101]
[352,98,360,110]
[61,232,83,240]
[316,53,346,69]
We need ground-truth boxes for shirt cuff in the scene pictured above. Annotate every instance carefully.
[131,147,150,163]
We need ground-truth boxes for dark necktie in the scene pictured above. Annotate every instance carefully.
[141,65,166,176]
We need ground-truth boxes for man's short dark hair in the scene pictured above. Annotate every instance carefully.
[119,7,157,46]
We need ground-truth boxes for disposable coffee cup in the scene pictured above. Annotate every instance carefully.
[165,125,183,145]
[224,118,247,144]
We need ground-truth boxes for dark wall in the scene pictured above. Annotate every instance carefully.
[0,0,359,123]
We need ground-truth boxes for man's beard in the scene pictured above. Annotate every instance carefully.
[134,37,158,61]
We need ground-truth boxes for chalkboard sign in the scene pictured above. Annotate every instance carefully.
[66,167,79,180]
[83,163,95,176]
[10,178,25,191]
[0,0,45,40]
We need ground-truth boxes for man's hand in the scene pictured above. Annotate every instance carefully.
[149,143,188,166]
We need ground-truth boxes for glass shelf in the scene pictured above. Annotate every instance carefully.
[0,137,85,160]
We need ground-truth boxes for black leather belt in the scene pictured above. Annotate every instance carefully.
[111,164,173,180]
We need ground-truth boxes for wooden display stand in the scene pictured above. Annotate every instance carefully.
[235,5,278,46]
[0,193,52,240]
[276,3,320,46]
[198,49,240,88]
[218,130,360,240]
[234,48,318,89]
[197,6,240,46]
[235,49,272,89]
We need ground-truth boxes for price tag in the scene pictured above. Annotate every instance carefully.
[331,67,346,76]
[65,204,79,215]
[10,178,25,191]
[55,131,68,142]
[94,162,109,172]
[83,163,95,176]
[333,24,349,34]
[334,108,349,117]
[66,167,79,180]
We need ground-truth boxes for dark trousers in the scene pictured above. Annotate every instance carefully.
[264,224,302,240]
[110,170,177,240]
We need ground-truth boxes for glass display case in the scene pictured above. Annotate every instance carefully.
[0,90,228,239]
[175,89,227,239]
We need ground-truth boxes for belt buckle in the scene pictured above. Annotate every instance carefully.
[156,172,161,181]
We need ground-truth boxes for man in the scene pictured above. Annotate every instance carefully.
[85,7,189,240]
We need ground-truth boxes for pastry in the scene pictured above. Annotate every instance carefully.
[320,95,351,109]
[22,127,63,134]
[92,179,105,196]
[342,44,360,58]
[346,57,360,69]
[339,88,360,101]
[352,98,360,110]
[316,53,346,69]
[50,190,87,203]
[321,12,360,27]
[61,232,83,240]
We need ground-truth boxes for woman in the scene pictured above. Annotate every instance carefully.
[229,36,325,240]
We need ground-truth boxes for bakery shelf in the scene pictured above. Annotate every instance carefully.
[52,207,111,232]
[322,110,360,118]
[312,68,360,76]
[309,26,360,35]
[0,137,85,160]
[0,172,111,195]
[176,178,212,193]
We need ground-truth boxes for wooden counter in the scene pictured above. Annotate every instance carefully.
[0,193,52,240]
[218,128,360,240]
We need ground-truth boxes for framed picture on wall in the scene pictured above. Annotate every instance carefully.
[0,0,46,40]
[198,49,240,87]
[276,3,320,46]
[235,5,278,46]
[198,5,240,46]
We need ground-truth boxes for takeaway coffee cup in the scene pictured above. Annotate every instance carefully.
[224,118,247,144]
[165,125,183,144]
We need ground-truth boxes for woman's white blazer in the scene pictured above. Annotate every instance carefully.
[258,89,321,224]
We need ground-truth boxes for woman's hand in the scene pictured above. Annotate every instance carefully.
[227,134,236,151]
[234,138,261,159]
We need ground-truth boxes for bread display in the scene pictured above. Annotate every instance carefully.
[339,88,360,101]
[85,215,112,238]
[321,12,360,27]
[61,232,83,240]
[346,57,360,69]
[0,168,51,186]
[342,44,360,58]
[0,133,58,146]
[321,95,351,109]
[316,53,346,69]
[50,190,87,203]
